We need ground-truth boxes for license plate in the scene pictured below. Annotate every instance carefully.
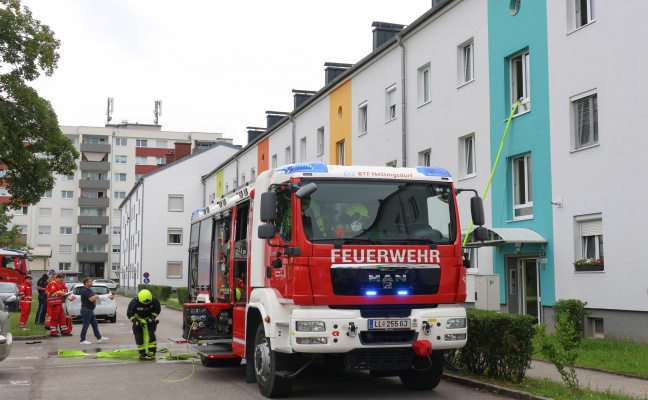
[368,319,411,330]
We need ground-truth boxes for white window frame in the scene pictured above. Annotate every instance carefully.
[43,190,52,198]
[271,154,277,169]
[38,226,51,235]
[462,42,474,84]
[136,139,148,147]
[574,214,604,272]
[337,140,345,166]
[115,137,127,146]
[168,228,183,245]
[14,206,28,215]
[572,91,598,150]
[39,207,52,217]
[115,173,126,182]
[136,156,147,165]
[114,191,126,199]
[317,127,325,156]
[358,102,368,135]
[251,168,256,180]
[112,226,121,235]
[417,65,431,105]
[299,137,307,162]
[512,154,533,219]
[58,262,71,270]
[112,245,121,253]
[60,227,72,235]
[573,0,596,30]
[61,208,73,217]
[168,194,184,212]
[115,155,127,164]
[461,134,476,178]
[156,140,167,148]
[386,85,397,121]
[62,174,75,181]
[61,190,73,199]
[285,146,291,165]
[167,261,183,279]
[419,149,431,167]
[510,51,530,112]
[156,157,166,165]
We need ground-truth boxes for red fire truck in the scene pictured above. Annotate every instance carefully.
[0,248,31,285]
[183,163,486,398]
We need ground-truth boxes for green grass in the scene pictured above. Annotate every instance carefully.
[8,302,43,337]
[533,336,648,378]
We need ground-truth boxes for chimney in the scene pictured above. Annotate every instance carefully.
[292,89,316,109]
[371,21,405,51]
[165,150,175,165]
[265,111,289,130]
[174,142,192,161]
[246,126,266,144]
[324,62,352,85]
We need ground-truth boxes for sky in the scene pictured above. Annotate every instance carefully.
[21,0,432,146]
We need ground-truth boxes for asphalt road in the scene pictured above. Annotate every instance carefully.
[0,295,504,400]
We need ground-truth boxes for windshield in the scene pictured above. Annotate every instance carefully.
[300,180,456,244]
[0,283,16,293]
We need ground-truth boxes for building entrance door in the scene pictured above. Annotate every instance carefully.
[506,257,540,323]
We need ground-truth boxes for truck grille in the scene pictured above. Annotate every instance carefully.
[344,349,413,370]
[360,330,418,345]
[359,308,411,318]
[330,267,441,296]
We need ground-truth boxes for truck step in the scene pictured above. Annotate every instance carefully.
[188,342,234,357]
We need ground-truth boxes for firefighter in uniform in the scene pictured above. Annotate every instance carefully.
[127,289,161,359]
[46,273,69,337]
[17,275,33,330]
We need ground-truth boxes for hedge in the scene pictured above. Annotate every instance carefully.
[137,284,172,301]
[176,287,189,305]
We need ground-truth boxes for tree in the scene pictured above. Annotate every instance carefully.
[0,0,79,214]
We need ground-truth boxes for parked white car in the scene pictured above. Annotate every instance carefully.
[94,279,118,291]
[0,299,12,362]
[65,284,117,323]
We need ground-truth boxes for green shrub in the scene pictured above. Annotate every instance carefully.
[176,287,189,305]
[536,313,581,393]
[138,284,172,301]
[446,309,535,383]
[553,299,590,341]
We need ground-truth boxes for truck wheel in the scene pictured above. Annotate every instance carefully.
[254,323,293,398]
[399,350,444,390]
[200,355,242,368]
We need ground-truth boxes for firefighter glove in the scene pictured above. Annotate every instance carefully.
[146,317,154,324]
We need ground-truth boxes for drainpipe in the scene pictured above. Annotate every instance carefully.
[289,114,296,163]
[396,33,407,167]
[234,155,239,189]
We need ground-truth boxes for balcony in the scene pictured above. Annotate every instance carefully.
[80,143,111,153]
[78,216,109,225]
[79,179,110,190]
[78,197,109,207]
[80,161,110,171]
[77,252,109,262]
[77,233,109,244]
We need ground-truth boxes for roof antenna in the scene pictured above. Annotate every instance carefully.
[154,100,162,125]
[106,97,114,124]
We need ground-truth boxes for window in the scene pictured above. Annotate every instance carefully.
[82,244,102,252]
[43,190,52,198]
[114,191,126,199]
[136,139,148,147]
[300,137,307,162]
[115,173,126,182]
[113,226,121,235]
[462,42,474,84]
[512,154,533,218]
[285,146,291,165]
[575,215,604,272]
[358,102,368,135]
[225,183,229,193]
[241,173,246,184]
[386,160,397,168]
[38,226,51,235]
[0,188,7,196]
[84,137,105,144]
[168,195,184,212]
[168,228,183,245]
[14,206,28,215]
[461,134,476,177]
[275,189,292,242]
[115,137,127,146]
[115,155,127,164]
[317,127,325,156]
[386,85,397,121]
[337,140,345,165]
[574,0,595,29]
[417,65,431,105]
[156,157,166,165]
[271,154,277,169]
[112,263,119,271]
[60,227,72,235]
[136,156,147,164]
[59,245,71,254]
[39,207,52,217]
[573,93,598,149]
[61,208,73,217]
[113,208,121,218]
[510,51,530,112]
[61,190,73,199]
[62,174,75,180]
[419,149,431,167]
[81,208,103,217]
[58,262,71,270]
[156,140,167,148]
[589,317,604,338]
[251,168,256,180]
[167,261,183,279]
[112,245,120,253]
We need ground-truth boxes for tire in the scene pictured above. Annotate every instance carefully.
[254,323,293,398]
[109,314,117,323]
[200,355,242,368]
[399,350,444,391]
[246,356,257,383]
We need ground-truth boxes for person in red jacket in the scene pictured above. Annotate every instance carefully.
[46,274,70,337]
[17,275,33,330]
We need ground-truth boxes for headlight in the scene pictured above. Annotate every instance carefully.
[446,318,466,329]
[445,333,467,341]
[7,296,16,302]
[295,337,328,345]
[295,321,326,332]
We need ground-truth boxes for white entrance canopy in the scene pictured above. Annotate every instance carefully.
[464,227,547,247]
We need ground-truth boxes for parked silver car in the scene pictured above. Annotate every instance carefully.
[0,282,19,312]
[64,284,117,323]
[94,279,118,291]
[0,298,12,362]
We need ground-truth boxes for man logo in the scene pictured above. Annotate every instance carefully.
[368,274,407,289]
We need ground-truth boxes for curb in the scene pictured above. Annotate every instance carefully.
[14,334,49,341]
[443,373,552,400]
[531,358,648,382]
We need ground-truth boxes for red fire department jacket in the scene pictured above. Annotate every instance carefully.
[18,281,33,303]
[46,280,67,305]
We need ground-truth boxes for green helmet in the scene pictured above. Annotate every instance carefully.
[138,289,152,304]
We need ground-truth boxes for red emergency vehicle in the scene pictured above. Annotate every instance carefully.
[183,163,486,398]
[0,248,31,285]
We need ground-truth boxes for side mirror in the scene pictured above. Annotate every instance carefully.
[258,224,276,239]
[260,191,277,222]
[470,196,485,226]
[295,182,317,199]
[473,226,488,242]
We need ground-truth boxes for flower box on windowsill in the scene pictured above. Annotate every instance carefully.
[573,258,604,272]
